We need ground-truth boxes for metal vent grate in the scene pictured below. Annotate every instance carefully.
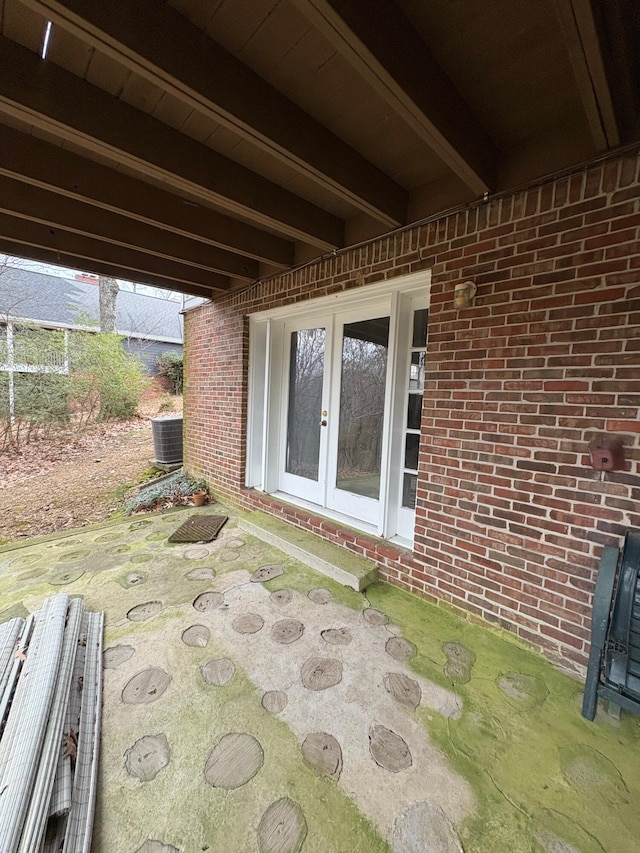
[168,515,228,543]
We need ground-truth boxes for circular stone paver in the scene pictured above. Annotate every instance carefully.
[497,672,549,709]
[201,658,235,686]
[135,842,178,853]
[192,591,224,612]
[122,668,171,705]
[369,724,412,772]
[125,734,171,782]
[442,642,476,683]
[49,568,84,585]
[251,564,284,583]
[559,744,628,802]
[363,608,388,626]
[117,571,148,589]
[57,550,91,563]
[271,589,293,606]
[301,657,343,691]
[9,554,41,567]
[271,619,304,644]
[129,519,153,530]
[127,601,162,622]
[183,546,210,560]
[225,537,246,549]
[301,732,342,779]
[108,544,131,555]
[104,645,136,669]
[307,588,332,605]
[181,625,210,647]
[186,567,216,580]
[262,691,288,714]
[204,733,264,789]
[391,801,464,853]
[130,553,154,564]
[18,567,48,581]
[145,531,167,541]
[95,532,121,543]
[385,636,416,661]
[219,550,240,562]
[321,628,352,646]
[384,672,422,710]
[258,798,307,853]
[233,613,264,634]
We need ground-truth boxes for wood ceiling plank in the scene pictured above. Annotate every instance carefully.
[119,72,165,115]
[0,238,217,298]
[45,21,94,77]
[292,0,498,195]
[0,124,293,267]
[151,92,194,132]
[553,0,620,149]
[0,36,343,248]
[0,175,259,281]
[0,213,231,291]
[21,0,407,226]
[85,49,131,96]
[3,0,44,53]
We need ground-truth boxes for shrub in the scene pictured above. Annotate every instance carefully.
[69,331,148,424]
[156,351,183,394]
[126,471,207,514]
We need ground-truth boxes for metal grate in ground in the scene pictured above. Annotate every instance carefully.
[168,514,228,544]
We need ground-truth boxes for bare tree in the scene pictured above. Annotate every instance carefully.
[99,276,119,332]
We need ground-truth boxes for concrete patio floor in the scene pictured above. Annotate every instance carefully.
[0,505,638,853]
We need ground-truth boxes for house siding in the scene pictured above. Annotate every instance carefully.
[184,149,640,672]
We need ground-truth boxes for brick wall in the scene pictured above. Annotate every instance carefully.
[184,149,640,672]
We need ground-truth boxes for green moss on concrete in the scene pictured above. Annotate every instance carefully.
[3,507,640,852]
[366,581,640,853]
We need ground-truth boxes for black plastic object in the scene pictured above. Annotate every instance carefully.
[151,415,183,464]
[582,529,640,720]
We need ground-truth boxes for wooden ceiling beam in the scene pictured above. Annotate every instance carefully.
[0,175,259,282]
[0,239,216,300]
[0,125,292,268]
[22,0,408,227]
[0,177,256,282]
[292,0,498,196]
[0,213,231,292]
[0,36,343,249]
[553,0,620,149]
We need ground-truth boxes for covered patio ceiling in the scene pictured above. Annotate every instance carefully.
[0,0,638,299]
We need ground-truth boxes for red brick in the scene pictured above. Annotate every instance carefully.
[185,149,640,674]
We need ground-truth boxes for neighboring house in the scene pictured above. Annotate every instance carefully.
[0,268,183,379]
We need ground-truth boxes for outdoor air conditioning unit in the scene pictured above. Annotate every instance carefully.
[151,414,183,464]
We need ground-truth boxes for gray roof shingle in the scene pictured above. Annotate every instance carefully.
[0,268,183,342]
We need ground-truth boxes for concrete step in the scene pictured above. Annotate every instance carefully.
[238,510,377,592]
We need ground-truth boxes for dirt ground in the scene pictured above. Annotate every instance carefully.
[0,392,181,543]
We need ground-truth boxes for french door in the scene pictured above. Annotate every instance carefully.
[247,270,431,544]
[279,303,391,525]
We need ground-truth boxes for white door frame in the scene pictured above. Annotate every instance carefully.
[247,270,431,544]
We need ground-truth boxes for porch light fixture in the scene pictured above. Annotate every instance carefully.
[454,279,476,310]
[41,21,53,60]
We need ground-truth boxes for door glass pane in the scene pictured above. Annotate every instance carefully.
[407,393,422,430]
[403,473,417,509]
[409,351,425,390]
[336,316,390,498]
[286,328,325,480]
[412,308,429,347]
[405,434,419,470]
